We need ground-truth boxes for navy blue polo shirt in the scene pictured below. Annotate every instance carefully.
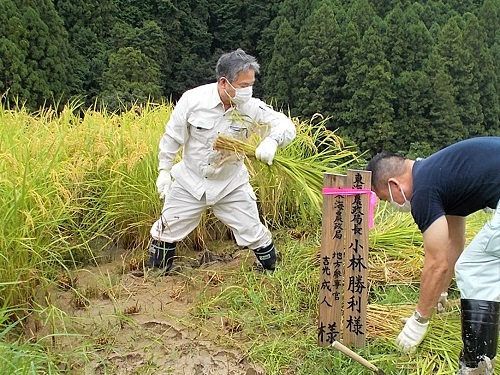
[411,137,500,233]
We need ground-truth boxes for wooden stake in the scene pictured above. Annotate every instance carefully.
[318,173,346,346]
[342,170,371,347]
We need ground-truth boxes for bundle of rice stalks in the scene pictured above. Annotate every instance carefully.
[214,133,328,207]
[369,202,423,260]
[367,303,466,374]
[214,115,361,229]
[368,257,423,285]
[367,303,412,338]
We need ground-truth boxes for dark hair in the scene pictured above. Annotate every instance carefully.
[215,48,260,82]
[366,152,407,191]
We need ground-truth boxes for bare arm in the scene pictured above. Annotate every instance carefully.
[442,215,465,291]
[417,215,465,317]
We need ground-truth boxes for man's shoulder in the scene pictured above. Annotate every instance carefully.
[184,82,217,96]
[179,82,219,109]
[239,98,278,115]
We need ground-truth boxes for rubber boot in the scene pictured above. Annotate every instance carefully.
[456,358,496,375]
[456,299,499,375]
[148,240,176,274]
[253,242,277,271]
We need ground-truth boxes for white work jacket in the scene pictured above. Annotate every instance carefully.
[158,82,296,205]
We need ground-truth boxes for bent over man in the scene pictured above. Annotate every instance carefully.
[367,137,500,374]
[149,49,296,275]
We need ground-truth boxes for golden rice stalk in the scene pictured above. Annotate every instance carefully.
[213,134,326,209]
[214,129,360,228]
[213,134,258,159]
[366,303,411,337]
[368,257,423,285]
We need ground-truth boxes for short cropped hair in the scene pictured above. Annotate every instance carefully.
[366,152,407,192]
[215,48,260,82]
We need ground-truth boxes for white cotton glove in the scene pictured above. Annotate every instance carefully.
[436,292,448,314]
[156,169,172,200]
[395,313,429,353]
[255,137,278,165]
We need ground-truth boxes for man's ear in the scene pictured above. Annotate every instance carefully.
[389,177,404,187]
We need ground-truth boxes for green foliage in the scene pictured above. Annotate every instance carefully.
[100,47,162,111]
[295,4,344,119]
[0,0,75,109]
[263,19,298,109]
[424,52,463,151]
[462,12,500,135]
[437,17,483,137]
[344,24,396,156]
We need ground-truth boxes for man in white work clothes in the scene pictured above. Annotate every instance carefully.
[148,48,296,274]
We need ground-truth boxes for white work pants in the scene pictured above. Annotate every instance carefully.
[455,199,500,302]
[150,181,272,250]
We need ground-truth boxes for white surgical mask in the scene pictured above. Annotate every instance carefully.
[225,79,253,104]
[388,182,411,212]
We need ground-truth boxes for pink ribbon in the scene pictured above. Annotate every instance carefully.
[322,188,378,229]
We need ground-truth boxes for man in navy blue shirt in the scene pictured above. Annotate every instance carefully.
[367,137,500,375]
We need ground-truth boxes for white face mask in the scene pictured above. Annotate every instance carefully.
[388,182,411,212]
[225,79,253,104]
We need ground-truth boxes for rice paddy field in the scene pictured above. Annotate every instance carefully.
[0,102,498,374]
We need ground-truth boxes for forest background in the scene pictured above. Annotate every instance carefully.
[1,0,500,157]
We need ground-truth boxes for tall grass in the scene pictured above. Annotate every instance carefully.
[0,102,170,309]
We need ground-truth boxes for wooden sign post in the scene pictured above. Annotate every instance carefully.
[342,170,371,347]
[318,173,346,346]
[318,169,372,348]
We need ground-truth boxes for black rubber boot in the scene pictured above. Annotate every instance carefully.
[148,240,176,274]
[459,299,499,370]
[253,242,277,271]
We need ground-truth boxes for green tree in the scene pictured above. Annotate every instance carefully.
[295,3,344,119]
[110,20,168,85]
[344,24,395,155]
[424,51,463,150]
[54,0,117,106]
[155,0,213,98]
[1,0,75,110]
[384,3,433,75]
[100,47,162,111]
[346,0,379,37]
[0,0,30,104]
[436,17,483,136]
[415,1,457,31]
[258,0,320,96]
[333,19,361,131]
[392,70,433,154]
[492,36,500,135]
[263,19,299,110]
[478,0,500,48]
[209,0,279,55]
[462,12,500,135]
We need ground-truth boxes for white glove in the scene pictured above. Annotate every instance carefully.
[395,313,429,353]
[255,137,278,165]
[436,292,448,314]
[156,169,172,200]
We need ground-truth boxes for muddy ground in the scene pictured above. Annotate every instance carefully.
[27,245,267,375]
